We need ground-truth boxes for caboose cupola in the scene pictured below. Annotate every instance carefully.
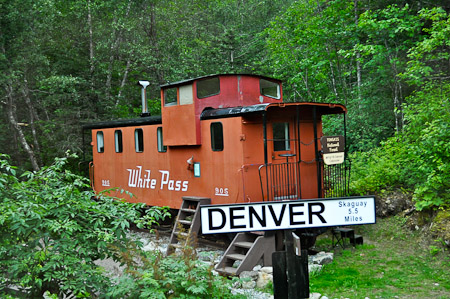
[160,74,282,146]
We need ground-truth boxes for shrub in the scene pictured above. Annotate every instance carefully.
[107,248,244,299]
[350,81,450,210]
[0,153,168,297]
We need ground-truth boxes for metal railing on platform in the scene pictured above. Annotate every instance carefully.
[322,160,351,198]
[259,162,300,201]
[258,159,351,201]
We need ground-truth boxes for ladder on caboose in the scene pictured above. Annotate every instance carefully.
[166,196,211,255]
[215,232,276,276]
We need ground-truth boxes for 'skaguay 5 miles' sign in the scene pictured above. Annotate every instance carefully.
[201,196,376,234]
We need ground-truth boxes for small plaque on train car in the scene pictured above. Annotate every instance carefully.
[321,135,345,165]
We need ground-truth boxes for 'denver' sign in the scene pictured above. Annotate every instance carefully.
[200,196,376,234]
[321,135,345,165]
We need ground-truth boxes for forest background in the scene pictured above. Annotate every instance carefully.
[1,0,449,210]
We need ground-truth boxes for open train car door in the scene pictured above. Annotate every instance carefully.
[258,103,348,201]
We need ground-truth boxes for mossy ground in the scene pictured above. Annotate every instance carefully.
[309,216,450,298]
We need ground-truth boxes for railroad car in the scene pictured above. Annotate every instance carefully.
[83,74,350,210]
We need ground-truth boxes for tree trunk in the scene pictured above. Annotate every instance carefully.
[116,58,131,106]
[325,45,338,98]
[88,0,95,92]
[354,0,362,101]
[106,0,132,101]
[4,82,40,171]
[22,79,42,166]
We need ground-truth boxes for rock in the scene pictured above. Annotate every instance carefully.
[242,279,257,289]
[260,266,273,274]
[430,209,450,248]
[231,288,274,299]
[197,250,223,262]
[310,293,322,299]
[232,280,242,288]
[142,240,158,251]
[240,270,259,281]
[256,271,273,288]
[309,264,322,274]
[375,190,413,217]
[312,251,333,265]
[253,265,262,271]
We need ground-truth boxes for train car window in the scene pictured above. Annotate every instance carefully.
[260,79,280,99]
[135,128,144,152]
[96,131,104,153]
[197,77,220,99]
[210,122,224,151]
[114,130,123,153]
[164,87,177,106]
[273,122,290,151]
[157,127,167,152]
[179,84,193,105]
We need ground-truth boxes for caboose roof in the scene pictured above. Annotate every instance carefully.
[160,73,281,88]
[201,102,346,120]
[81,115,162,130]
[82,101,346,130]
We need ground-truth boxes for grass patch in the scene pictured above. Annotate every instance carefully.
[310,217,450,298]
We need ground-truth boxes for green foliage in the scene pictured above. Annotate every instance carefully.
[264,0,355,103]
[350,81,450,209]
[311,217,450,298]
[107,245,244,299]
[403,7,450,84]
[107,221,243,298]
[1,0,296,170]
[0,153,243,298]
[0,153,168,297]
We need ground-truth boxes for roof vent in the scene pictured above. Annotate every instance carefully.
[139,80,150,117]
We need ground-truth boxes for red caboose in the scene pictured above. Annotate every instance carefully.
[83,74,349,209]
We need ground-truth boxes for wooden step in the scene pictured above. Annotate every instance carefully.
[234,241,253,249]
[167,196,211,256]
[178,220,192,225]
[226,253,246,261]
[174,231,189,237]
[249,231,265,236]
[215,232,275,276]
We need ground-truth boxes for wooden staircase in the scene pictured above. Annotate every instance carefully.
[166,196,211,255]
[215,232,276,276]
[332,227,363,248]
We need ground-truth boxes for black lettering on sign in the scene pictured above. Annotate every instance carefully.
[289,203,305,225]
[208,208,226,231]
[268,204,286,226]
[230,207,246,229]
[249,206,266,228]
[308,202,326,224]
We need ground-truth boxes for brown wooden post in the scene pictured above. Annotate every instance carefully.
[273,230,309,299]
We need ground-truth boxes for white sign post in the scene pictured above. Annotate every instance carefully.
[200,196,375,234]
